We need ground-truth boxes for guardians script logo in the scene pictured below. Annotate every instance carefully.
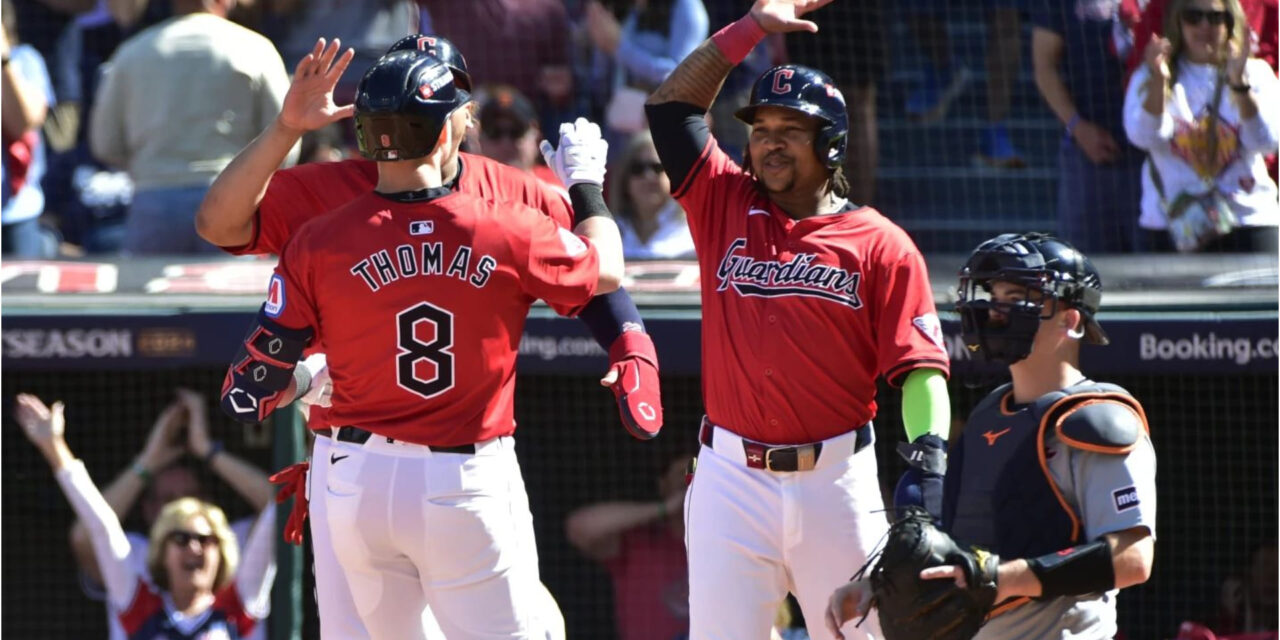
[715,238,863,308]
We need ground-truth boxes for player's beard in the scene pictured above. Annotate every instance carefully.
[757,152,796,194]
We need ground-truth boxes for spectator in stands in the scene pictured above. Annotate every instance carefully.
[566,454,693,640]
[1123,0,1278,253]
[269,0,421,105]
[901,4,1027,169]
[609,131,694,259]
[1216,541,1279,635]
[582,0,708,150]
[41,0,169,254]
[14,392,276,640]
[11,0,96,62]
[785,1,884,204]
[89,0,295,255]
[475,84,563,187]
[65,388,274,640]
[2,0,59,257]
[419,0,576,136]
[1033,0,1146,253]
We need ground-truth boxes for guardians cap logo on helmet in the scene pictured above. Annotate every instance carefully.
[735,64,848,169]
[386,34,472,93]
[956,232,1108,364]
[354,50,470,162]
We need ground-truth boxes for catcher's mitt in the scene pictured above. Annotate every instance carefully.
[862,507,999,640]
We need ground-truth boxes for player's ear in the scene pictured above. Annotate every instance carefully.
[1061,308,1085,340]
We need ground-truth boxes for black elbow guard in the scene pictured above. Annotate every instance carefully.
[1026,539,1115,598]
[221,308,313,423]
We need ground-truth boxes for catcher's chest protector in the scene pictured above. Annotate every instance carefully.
[945,381,1130,558]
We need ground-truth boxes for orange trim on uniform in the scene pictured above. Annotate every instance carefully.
[999,391,1018,416]
[1036,395,1086,544]
[1054,396,1148,454]
[986,596,1032,620]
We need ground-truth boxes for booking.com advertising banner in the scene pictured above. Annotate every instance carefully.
[2,259,1275,375]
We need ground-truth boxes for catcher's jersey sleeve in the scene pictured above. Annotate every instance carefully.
[266,190,598,445]
[1047,431,1158,542]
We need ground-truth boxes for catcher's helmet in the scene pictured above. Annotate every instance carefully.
[386,34,472,93]
[956,232,1108,364]
[354,50,470,162]
[734,64,848,169]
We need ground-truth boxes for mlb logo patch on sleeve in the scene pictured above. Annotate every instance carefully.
[264,274,286,318]
[1112,486,1140,512]
[912,313,946,352]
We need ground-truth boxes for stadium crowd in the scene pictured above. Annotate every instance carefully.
[2,0,1275,258]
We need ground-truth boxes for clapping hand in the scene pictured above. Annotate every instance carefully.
[175,388,214,460]
[139,396,187,472]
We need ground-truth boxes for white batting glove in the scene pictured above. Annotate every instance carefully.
[538,117,608,188]
[296,353,332,420]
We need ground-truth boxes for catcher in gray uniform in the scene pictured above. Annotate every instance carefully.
[826,232,1157,640]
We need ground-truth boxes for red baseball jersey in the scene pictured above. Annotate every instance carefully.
[266,189,600,445]
[229,152,573,256]
[675,141,949,445]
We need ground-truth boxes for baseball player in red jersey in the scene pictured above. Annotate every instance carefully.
[196,37,659,639]
[644,1,956,638]
[220,51,625,639]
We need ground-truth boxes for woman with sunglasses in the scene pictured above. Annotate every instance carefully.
[1124,0,1278,252]
[609,131,695,259]
[14,393,276,640]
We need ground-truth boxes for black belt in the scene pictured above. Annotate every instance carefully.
[699,417,873,472]
[333,426,477,455]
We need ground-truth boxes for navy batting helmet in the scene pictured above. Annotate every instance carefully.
[735,64,848,169]
[354,51,470,162]
[957,232,1108,364]
[386,34,472,93]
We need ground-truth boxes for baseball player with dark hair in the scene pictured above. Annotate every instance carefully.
[826,232,1157,640]
[644,1,954,638]
[219,50,625,639]
[197,36,657,639]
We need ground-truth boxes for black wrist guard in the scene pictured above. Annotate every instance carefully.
[1026,539,1115,598]
[568,183,612,226]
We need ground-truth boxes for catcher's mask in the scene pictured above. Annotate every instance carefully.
[956,232,1108,364]
[354,50,471,162]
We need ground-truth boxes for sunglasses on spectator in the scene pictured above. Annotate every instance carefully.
[629,161,665,177]
[1181,8,1231,26]
[168,530,219,548]
[482,125,528,141]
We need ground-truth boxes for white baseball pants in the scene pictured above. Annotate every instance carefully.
[323,432,549,640]
[685,425,888,640]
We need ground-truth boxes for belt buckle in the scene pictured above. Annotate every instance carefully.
[766,445,817,472]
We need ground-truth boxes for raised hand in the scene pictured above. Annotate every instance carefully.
[140,397,187,471]
[1226,38,1250,86]
[278,38,357,135]
[175,388,214,460]
[748,0,836,34]
[14,394,65,451]
[1144,34,1173,82]
[539,118,609,188]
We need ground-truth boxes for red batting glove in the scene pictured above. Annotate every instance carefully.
[268,461,310,545]
[606,331,663,440]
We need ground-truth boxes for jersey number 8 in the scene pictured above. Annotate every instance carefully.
[396,302,455,398]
